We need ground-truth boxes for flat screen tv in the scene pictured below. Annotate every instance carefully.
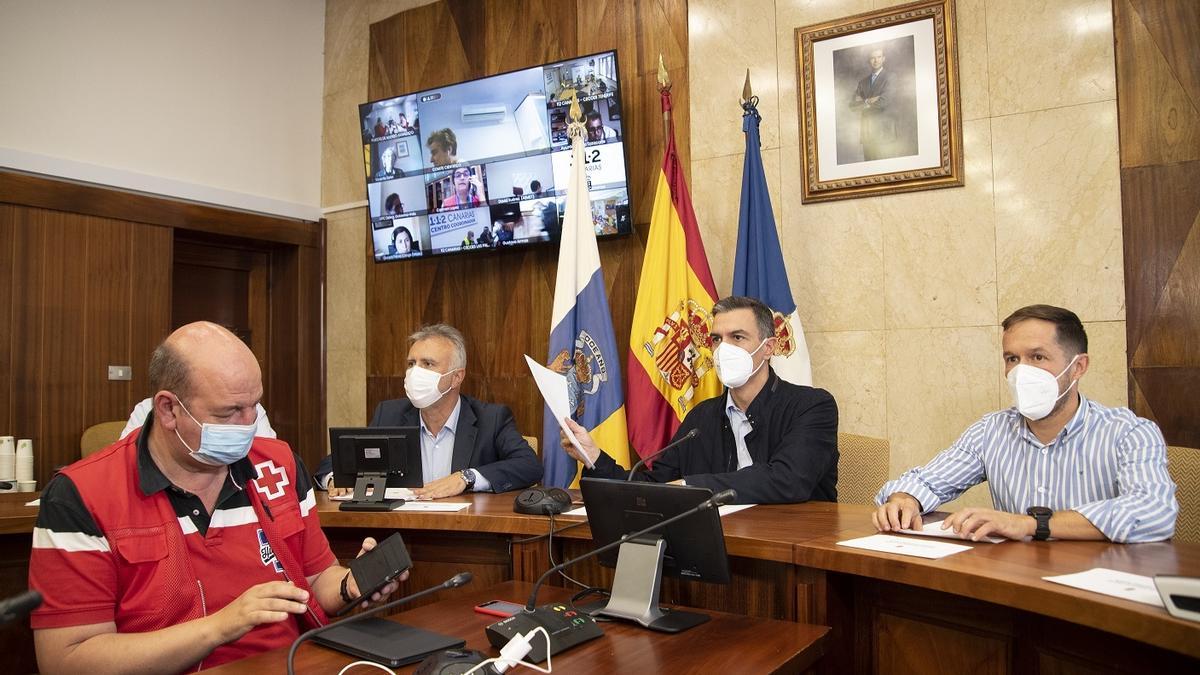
[359,50,632,263]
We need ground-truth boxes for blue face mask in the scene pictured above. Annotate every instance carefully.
[173,397,258,466]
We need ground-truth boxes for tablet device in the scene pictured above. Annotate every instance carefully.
[311,618,465,667]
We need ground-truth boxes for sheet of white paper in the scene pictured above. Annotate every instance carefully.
[562,503,756,518]
[899,519,1005,544]
[24,499,40,507]
[524,354,592,469]
[1042,567,1164,607]
[837,534,972,559]
[392,501,471,512]
[329,487,427,502]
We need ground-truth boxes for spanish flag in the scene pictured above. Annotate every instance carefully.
[625,89,723,458]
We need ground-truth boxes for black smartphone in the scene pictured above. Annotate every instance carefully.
[334,532,413,617]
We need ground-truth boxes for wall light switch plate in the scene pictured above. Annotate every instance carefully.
[108,365,132,381]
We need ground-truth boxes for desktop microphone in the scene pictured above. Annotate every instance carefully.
[286,572,473,675]
[627,428,699,480]
[0,590,42,626]
[484,488,737,662]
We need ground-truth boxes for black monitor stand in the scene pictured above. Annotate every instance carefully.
[587,534,709,633]
[338,472,405,512]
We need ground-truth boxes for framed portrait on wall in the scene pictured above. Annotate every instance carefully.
[795,0,963,203]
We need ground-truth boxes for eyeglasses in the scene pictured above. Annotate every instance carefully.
[453,170,472,178]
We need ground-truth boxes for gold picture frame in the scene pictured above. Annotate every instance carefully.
[795,0,963,203]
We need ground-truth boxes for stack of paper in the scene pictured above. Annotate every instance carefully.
[836,534,972,559]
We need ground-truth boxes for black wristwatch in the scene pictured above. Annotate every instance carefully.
[459,468,476,490]
[1027,506,1053,541]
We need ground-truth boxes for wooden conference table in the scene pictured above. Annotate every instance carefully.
[3,492,1199,673]
[204,581,829,674]
[315,493,1200,674]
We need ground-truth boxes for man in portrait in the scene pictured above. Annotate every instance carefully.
[848,47,898,161]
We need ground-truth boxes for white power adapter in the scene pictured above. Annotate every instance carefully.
[492,630,536,673]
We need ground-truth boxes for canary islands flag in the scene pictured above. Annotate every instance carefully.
[541,108,629,488]
[625,88,723,458]
[733,97,811,385]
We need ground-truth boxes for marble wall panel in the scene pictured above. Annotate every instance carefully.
[992,101,1124,323]
[986,0,1116,116]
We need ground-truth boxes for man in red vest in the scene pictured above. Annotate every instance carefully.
[29,322,403,671]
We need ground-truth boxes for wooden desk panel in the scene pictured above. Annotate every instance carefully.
[0,493,38,674]
[317,494,1200,673]
[7,492,1199,673]
[203,581,829,674]
[795,513,1200,661]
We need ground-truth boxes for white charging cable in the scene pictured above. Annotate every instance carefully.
[461,626,553,675]
[336,660,397,675]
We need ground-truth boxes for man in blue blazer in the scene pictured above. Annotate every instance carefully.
[317,324,541,498]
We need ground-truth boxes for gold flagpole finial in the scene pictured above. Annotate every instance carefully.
[565,88,583,124]
[657,53,671,91]
[742,69,752,103]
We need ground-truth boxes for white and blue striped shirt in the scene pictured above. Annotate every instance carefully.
[876,394,1178,543]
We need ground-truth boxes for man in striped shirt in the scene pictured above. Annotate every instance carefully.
[874,305,1177,543]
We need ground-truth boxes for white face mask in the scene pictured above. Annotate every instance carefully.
[404,365,460,409]
[174,397,258,466]
[1006,354,1080,421]
[713,339,768,389]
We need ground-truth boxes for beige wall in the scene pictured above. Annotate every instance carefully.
[322,0,436,431]
[0,0,325,219]
[322,1,1127,506]
[688,0,1125,506]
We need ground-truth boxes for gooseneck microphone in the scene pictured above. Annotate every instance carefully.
[286,572,472,675]
[627,428,699,480]
[0,590,42,626]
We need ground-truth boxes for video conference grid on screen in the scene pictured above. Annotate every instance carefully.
[360,51,631,262]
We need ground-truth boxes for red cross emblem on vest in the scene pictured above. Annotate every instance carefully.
[253,460,290,501]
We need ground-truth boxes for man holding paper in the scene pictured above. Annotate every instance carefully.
[874,305,1178,543]
[319,324,541,498]
[562,296,839,504]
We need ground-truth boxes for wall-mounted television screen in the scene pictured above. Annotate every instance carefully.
[359,50,632,263]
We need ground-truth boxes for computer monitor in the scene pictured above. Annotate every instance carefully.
[329,426,421,511]
[579,478,731,633]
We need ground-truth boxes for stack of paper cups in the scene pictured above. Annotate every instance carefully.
[0,437,15,493]
[16,439,33,482]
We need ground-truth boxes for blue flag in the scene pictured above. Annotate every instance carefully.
[732,98,812,385]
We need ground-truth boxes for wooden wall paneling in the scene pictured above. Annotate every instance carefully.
[0,172,319,248]
[263,239,326,471]
[37,212,90,484]
[82,218,134,434]
[1115,0,1200,447]
[0,205,13,434]
[295,239,326,472]
[365,0,687,449]
[1119,162,1200,355]
[127,225,173,406]
[268,245,302,464]
[482,0,578,73]
[9,214,46,483]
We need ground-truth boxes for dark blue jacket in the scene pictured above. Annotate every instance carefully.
[584,369,839,504]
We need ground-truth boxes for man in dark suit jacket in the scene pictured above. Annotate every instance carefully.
[316,324,541,498]
[849,47,897,161]
[564,296,839,504]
